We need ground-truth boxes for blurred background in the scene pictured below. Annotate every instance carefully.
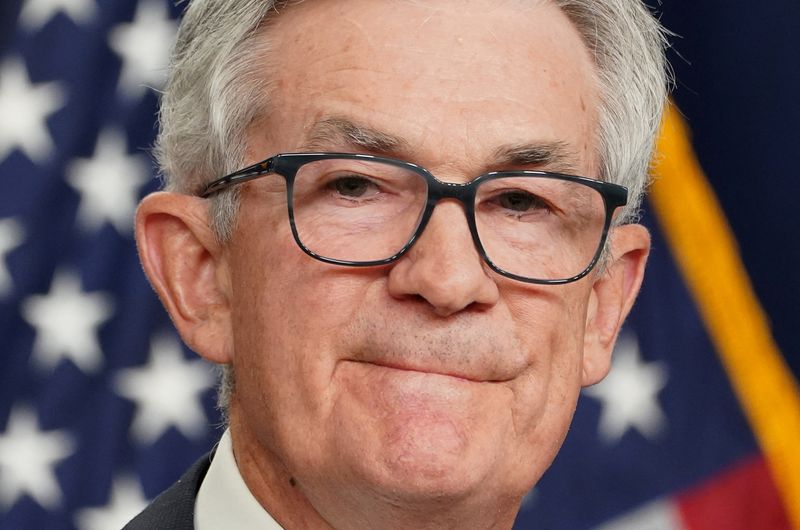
[0,1,798,529]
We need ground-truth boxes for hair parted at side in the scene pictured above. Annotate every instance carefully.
[155,0,671,411]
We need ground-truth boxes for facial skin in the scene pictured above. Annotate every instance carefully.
[136,0,650,528]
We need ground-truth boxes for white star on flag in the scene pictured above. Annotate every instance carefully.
[0,59,65,164]
[74,474,148,530]
[0,218,24,298]
[583,332,669,444]
[21,269,114,374]
[66,128,152,235]
[109,0,178,99]
[19,0,97,30]
[593,499,683,530]
[0,406,75,510]
[115,334,215,445]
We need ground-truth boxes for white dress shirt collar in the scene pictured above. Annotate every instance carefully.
[195,429,285,529]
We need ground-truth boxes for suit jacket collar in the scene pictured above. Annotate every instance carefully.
[123,451,213,530]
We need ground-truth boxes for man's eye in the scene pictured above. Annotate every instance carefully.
[498,191,549,213]
[329,176,375,198]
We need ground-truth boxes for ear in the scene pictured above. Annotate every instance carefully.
[581,224,650,386]
[135,192,234,364]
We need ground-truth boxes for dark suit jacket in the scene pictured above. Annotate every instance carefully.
[123,452,213,530]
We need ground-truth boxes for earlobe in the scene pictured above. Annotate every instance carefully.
[135,192,234,364]
[581,224,650,386]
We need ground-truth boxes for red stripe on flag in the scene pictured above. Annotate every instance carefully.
[676,454,791,530]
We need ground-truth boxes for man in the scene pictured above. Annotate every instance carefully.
[127,0,668,527]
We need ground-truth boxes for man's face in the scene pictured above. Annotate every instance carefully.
[226,0,601,522]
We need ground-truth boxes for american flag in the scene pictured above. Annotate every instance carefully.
[0,1,798,529]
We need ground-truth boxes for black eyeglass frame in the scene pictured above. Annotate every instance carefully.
[201,152,628,285]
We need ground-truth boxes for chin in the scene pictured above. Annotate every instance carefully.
[356,419,499,504]
[326,362,520,503]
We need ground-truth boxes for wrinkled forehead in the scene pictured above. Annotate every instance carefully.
[247,0,599,172]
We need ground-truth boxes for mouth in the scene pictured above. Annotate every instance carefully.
[348,359,513,384]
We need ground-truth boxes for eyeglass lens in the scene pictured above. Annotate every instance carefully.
[289,158,606,281]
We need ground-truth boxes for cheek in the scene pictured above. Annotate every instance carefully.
[501,287,588,482]
[227,211,383,458]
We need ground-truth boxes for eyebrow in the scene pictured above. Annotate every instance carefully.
[300,116,580,173]
[492,142,579,174]
[301,117,407,153]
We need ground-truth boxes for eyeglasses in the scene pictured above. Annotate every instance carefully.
[201,153,627,284]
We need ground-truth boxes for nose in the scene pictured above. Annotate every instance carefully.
[387,200,500,317]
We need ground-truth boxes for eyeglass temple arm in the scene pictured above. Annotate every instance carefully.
[200,157,276,197]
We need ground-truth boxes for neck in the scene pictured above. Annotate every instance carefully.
[228,410,332,529]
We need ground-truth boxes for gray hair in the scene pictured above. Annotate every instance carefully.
[552,0,671,222]
[154,0,670,411]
